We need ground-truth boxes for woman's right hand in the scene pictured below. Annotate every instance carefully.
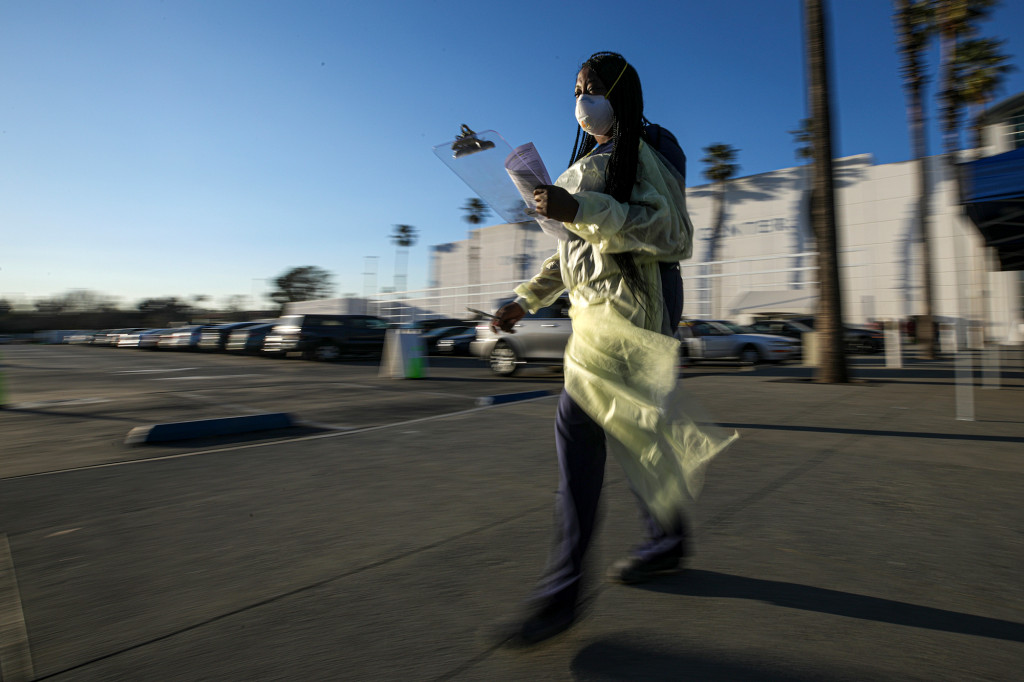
[491,301,525,333]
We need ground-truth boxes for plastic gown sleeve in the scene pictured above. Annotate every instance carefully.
[513,252,565,314]
[556,142,693,262]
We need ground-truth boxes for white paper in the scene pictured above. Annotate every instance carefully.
[505,143,575,241]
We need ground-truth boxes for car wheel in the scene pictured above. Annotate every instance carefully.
[489,341,519,376]
[312,343,341,361]
[739,345,762,365]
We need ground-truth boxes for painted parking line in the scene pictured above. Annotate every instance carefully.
[151,374,263,381]
[6,397,110,409]
[0,534,34,682]
[475,389,557,406]
[114,368,197,374]
[294,419,356,432]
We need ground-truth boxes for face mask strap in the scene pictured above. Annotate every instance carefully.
[603,62,629,98]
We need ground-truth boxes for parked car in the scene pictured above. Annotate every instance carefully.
[156,325,208,350]
[410,317,467,332]
[119,328,172,349]
[747,319,813,343]
[785,316,885,354]
[225,323,276,354]
[67,331,97,344]
[677,319,799,364]
[420,325,473,353]
[262,314,389,360]
[435,328,477,355]
[154,325,221,350]
[198,321,268,352]
[842,326,885,353]
[470,296,572,376]
[90,328,145,346]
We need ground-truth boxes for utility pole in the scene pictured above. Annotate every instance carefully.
[363,256,379,297]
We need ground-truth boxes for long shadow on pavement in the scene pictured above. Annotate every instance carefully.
[717,423,1024,444]
[635,570,1024,643]
[571,637,867,682]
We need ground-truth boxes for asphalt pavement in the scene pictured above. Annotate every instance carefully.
[0,344,1021,681]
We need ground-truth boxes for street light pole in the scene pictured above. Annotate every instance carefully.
[251,279,267,312]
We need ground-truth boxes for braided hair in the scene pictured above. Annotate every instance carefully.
[568,51,653,316]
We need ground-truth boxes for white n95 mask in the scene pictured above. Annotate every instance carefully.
[575,94,614,136]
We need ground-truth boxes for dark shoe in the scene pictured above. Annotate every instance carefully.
[500,600,577,647]
[606,554,681,585]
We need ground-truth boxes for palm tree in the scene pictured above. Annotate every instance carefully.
[390,224,418,293]
[955,36,1015,148]
[933,0,1009,348]
[789,118,814,162]
[461,198,490,289]
[701,143,739,317]
[895,0,939,359]
[805,0,849,382]
[935,0,998,163]
[461,198,490,226]
[790,118,815,290]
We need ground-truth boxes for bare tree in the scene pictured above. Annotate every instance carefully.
[34,289,119,314]
[269,266,335,310]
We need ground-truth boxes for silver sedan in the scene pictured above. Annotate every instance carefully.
[677,319,799,364]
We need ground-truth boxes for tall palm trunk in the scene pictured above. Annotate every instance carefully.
[710,181,726,316]
[896,0,938,359]
[805,0,848,382]
[911,91,939,359]
[701,143,739,318]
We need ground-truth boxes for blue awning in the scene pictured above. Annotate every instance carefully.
[961,146,1024,270]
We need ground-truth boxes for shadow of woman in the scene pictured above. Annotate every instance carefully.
[636,569,1024,643]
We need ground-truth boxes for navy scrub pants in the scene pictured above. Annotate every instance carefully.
[533,388,687,608]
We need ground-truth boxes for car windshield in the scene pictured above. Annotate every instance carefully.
[707,321,734,335]
[721,322,754,334]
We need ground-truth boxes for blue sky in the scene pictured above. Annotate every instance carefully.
[3,0,1023,309]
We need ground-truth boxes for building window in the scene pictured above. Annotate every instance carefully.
[1007,114,1024,150]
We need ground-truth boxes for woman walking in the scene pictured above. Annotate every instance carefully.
[492,51,736,645]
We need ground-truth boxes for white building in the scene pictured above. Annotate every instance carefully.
[426,97,1024,344]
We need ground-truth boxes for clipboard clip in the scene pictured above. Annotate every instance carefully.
[451,125,496,159]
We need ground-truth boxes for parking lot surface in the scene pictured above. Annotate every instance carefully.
[0,345,1022,680]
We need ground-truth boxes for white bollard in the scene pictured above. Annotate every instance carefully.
[379,329,428,379]
[981,345,1001,390]
[954,321,974,421]
[884,319,902,369]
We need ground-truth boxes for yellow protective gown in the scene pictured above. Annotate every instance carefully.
[514,140,738,528]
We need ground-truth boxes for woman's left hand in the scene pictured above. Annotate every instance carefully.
[534,185,579,223]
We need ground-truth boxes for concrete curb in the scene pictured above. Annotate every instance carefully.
[475,389,556,407]
[125,413,295,445]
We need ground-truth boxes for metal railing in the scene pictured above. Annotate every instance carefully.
[365,252,822,324]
